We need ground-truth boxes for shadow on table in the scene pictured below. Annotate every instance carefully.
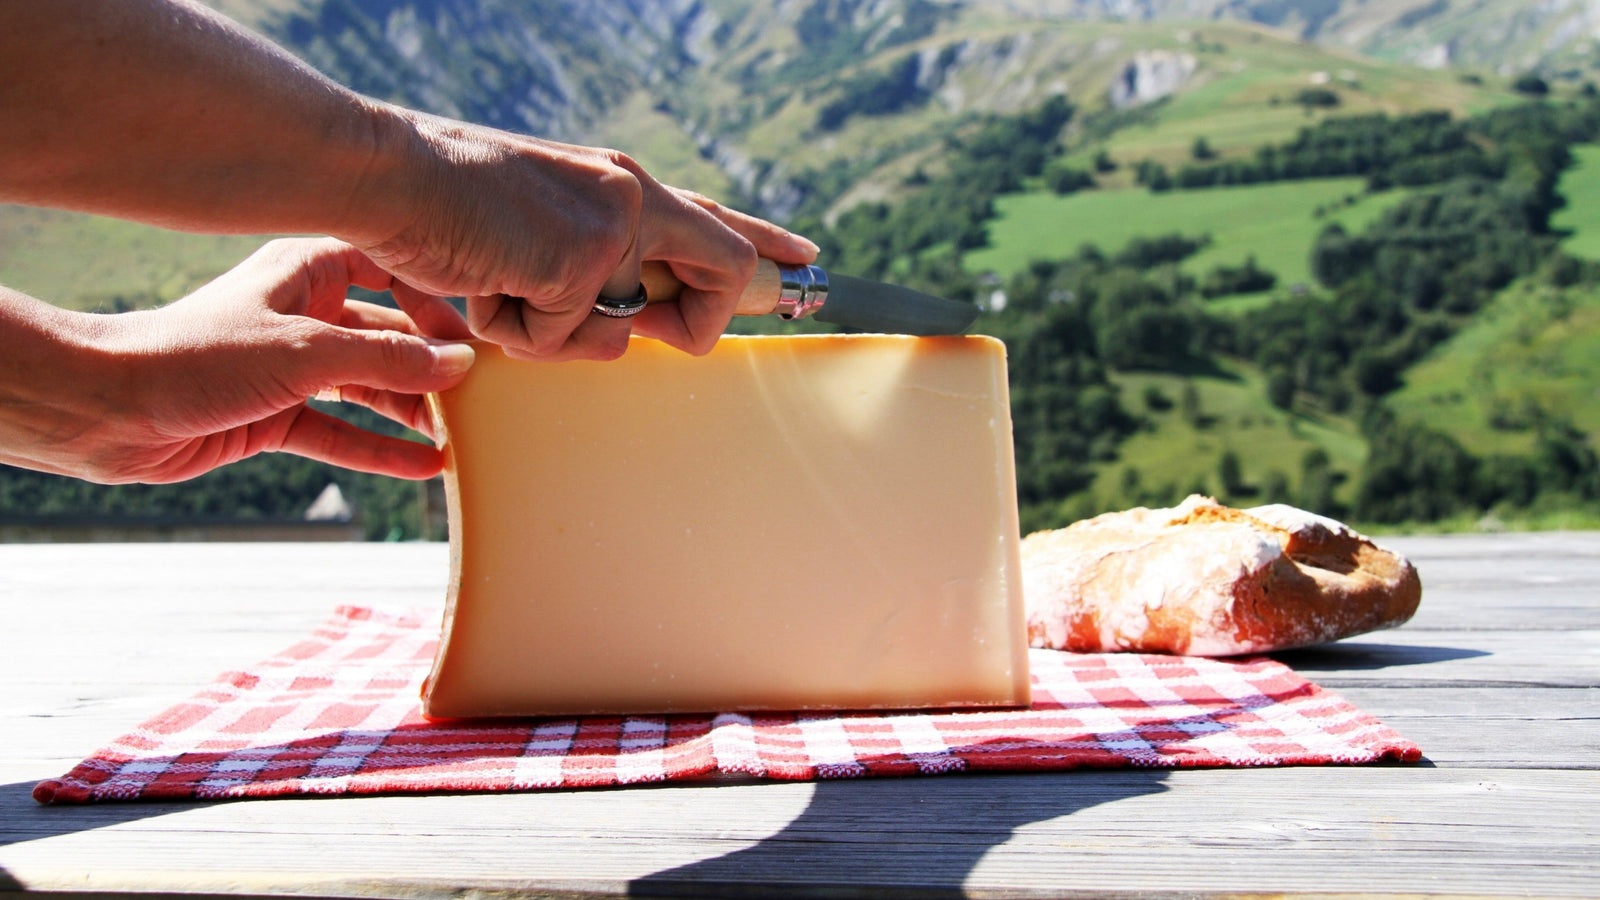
[0,777,189,844]
[0,777,203,891]
[0,765,1169,897]
[1271,641,1490,671]
[628,768,1170,898]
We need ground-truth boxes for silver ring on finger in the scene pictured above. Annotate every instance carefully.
[591,283,649,319]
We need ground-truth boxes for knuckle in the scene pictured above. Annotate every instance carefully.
[396,394,433,435]
[685,337,718,357]
[371,328,423,370]
[729,236,759,278]
[681,188,712,206]
[593,154,645,208]
[590,342,628,362]
[604,148,647,178]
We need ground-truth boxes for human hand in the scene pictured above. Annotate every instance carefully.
[0,238,476,484]
[351,112,819,362]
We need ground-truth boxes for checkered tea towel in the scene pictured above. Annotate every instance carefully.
[35,606,1421,803]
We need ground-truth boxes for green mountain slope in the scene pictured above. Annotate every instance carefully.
[966,177,1409,291]
[0,208,270,312]
[0,3,1519,308]
[1385,145,1600,463]
[1388,279,1600,458]
[6,0,1600,537]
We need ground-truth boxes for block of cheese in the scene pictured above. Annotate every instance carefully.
[420,334,1031,719]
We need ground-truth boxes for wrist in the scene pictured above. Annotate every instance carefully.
[0,291,136,476]
[330,101,441,254]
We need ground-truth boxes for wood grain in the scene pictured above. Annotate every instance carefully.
[1,535,1595,899]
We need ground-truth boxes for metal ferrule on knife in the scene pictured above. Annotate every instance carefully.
[774,264,828,320]
[639,256,976,334]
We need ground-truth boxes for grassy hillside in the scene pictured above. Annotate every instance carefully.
[1386,280,1600,457]
[1065,24,1510,172]
[962,105,1600,532]
[597,17,1518,221]
[1385,143,1600,458]
[1553,144,1600,261]
[1085,361,1367,514]
[1,9,1519,310]
[198,0,308,29]
[1325,0,1600,75]
[0,0,302,310]
[965,177,1408,292]
[0,207,274,310]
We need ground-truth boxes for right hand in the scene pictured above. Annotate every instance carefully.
[353,112,818,363]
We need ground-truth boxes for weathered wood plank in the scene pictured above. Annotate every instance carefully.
[1333,686,1600,769]
[2,536,1598,899]
[1376,533,1600,631]
[3,769,1596,898]
[1271,629,1599,688]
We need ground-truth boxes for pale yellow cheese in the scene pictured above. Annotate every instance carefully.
[421,334,1030,719]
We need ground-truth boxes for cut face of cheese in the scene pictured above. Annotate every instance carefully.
[421,334,1030,719]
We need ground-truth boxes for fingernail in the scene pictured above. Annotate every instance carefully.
[429,342,476,376]
[791,233,821,256]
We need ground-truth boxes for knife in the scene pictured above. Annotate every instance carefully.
[640,259,978,335]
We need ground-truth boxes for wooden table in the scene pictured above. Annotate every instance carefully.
[1,535,1596,898]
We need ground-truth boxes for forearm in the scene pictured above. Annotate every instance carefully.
[0,0,818,362]
[0,0,414,243]
[0,287,126,476]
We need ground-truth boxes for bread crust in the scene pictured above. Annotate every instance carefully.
[1022,495,1422,656]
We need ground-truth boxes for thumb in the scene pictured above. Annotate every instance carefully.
[309,326,477,397]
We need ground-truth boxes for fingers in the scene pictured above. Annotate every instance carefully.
[629,282,734,356]
[273,405,447,480]
[308,325,477,398]
[336,384,440,440]
[390,281,473,341]
[353,128,820,361]
[626,181,824,355]
[338,299,422,334]
[675,188,819,264]
[245,238,474,342]
[335,284,471,345]
[465,293,633,362]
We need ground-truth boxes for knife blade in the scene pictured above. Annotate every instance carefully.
[640,259,977,336]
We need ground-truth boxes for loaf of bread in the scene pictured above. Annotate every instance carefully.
[1021,495,1421,656]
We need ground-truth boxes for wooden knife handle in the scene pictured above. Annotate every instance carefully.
[641,258,782,317]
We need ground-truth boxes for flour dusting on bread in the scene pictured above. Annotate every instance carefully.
[1021,495,1421,656]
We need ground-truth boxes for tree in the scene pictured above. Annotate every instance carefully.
[1134,159,1172,191]
[1266,369,1295,410]
[1201,255,1276,297]
[1191,136,1216,160]
[1295,87,1340,110]
[1180,381,1203,428]
[1044,162,1095,195]
[1512,72,1550,96]
[1356,415,1477,523]
[1218,451,1244,499]
[1143,384,1173,412]
[1262,470,1291,504]
[1297,448,1340,516]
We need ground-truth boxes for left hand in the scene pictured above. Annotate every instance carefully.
[0,237,477,484]
[352,116,818,362]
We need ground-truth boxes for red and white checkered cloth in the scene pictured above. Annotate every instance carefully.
[35,606,1421,803]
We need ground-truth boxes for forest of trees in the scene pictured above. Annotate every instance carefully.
[6,91,1600,536]
[0,406,436,540]
[810,90,1600,530]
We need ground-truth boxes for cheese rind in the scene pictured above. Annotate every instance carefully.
[422,334,1030,718]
